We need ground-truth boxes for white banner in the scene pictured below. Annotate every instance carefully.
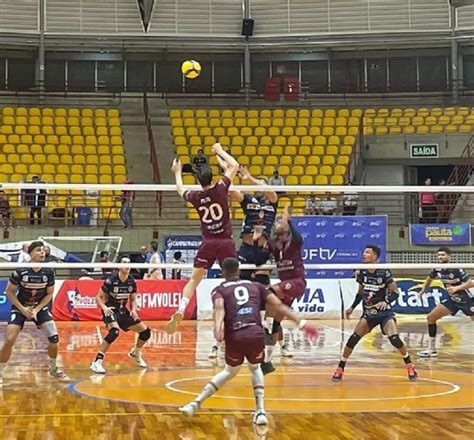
[197,279,343,319]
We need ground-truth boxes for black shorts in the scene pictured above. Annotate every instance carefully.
[103,309,141,331]
[441,296,474,317]
[238,243,270,286]
[362,309,396,332]
[8,305,54,329]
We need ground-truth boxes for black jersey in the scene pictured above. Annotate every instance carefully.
[9,267,55,306]
[430,268,472,299]
[356,269,394,311]
[102,273,137,310]
[240,194,277,237]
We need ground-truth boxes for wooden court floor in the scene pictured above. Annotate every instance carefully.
[0,318,472,440]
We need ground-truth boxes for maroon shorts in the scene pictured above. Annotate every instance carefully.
[194,237,237,270]
[274,278,307,306]
[225,326,265,367]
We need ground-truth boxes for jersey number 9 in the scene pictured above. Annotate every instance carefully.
[234,286,249,305]
[198,203,223,224]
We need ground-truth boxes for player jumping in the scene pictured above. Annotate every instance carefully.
[165,143,240,334]
[417,247,473,358]
[0,241,69,384]
[332,244,418,382]
[179,257,318,425]
[253,204,307,375]
[90,255,151,373]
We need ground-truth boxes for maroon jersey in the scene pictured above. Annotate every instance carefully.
[184,176,232,239]
[211,279,270,336]
[268,221,305,281]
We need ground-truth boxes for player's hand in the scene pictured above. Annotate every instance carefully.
[345,307,354,319]
[446,286,457,295]
[238,165,250,179]
[212,143,223,154]
[299,321,319,342]
[418,289,426,297]
[102,306,115,317]
[20,306,34,319]
[214,326,224,342]
[130,308,140,321]
[171,158,182,174]
[374,302,389,310]
[253,225,264,241]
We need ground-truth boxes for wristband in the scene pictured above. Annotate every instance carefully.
[298,319,307,330]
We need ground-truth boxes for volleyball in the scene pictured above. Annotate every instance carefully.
[181,60,201,79]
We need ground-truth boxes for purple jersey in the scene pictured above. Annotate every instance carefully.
[211,279,270,336]
[184,176,233,239]
[268,221,305,281]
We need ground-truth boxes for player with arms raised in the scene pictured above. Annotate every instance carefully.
[166,143,240,334]
[332,244,418,382]
[418,247,473,358]
[179,258,318,425]
[253,204,306,374]
[90,255,151,373]
[0,241,69,384]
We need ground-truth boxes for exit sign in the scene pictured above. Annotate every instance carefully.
[410,144,439,158]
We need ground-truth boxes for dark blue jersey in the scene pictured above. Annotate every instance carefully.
[9,267,55,306]
[430,268,472,300]
[356,269,394,311]
[240,194,277,237]
[102,273,137,310]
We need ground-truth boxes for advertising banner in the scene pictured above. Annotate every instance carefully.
[409,223,471,246]
[0,279,10,321]
[53,280,196,321]
[340,278,453,315]
[164,235,202,279]
[196,279,342,319]
[295,215,387,278]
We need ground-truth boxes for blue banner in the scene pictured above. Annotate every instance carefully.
[295,216,387,278]
[392,279,450,314]
[0,280,10,321]
[410,223,471,246]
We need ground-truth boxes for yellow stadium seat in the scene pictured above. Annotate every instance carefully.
[298,175,312,185]
[101,156,113,165]
[328,135,340,145]
[47,135,59,144]
[261,136,272,147]
[243,145,256,156]
[337,156,350,166]
[412,116,424,126]
[113,165,126,175]
[425,116,437,126]
[169,110,181,119]
[316,175,328,185]
[21,152,33,162]
[457,107,469,116]
[325,109,336,118]
[305,165,318,176]
[98,165,111,175]
[348,127,358,136]
[8,153,20,163]
[331,175,344,185]
[403,126,415,134]
[437,116,450,125]
[324,117,335,127]
[293,155,305,165]
[312,145,324,156]
[70,174,83,184]
[238,156,250,166]
[277,165,290,176]
[386,117,398,127]
[452,115,464,125]
[1,125,13,134]
[431,107,443,117]
[338,109,350,118]
[417,108,430,117]
[42,144,55,155]
[280,156,292,166]
[299,145,311,155]
[109,117,120,127]
[0,134,5,144]
[3,116,15,125]
[14,164,27,174]
[47,154,59,164]
[227,128,239,138]
[308,156,320,165]
[334,165,346,176]
[252,127,264,137]
[176,146,188,156]
[2,107,14,116]
[389,126,402,134]
[266,156,278,166]
[16,107,27,117]
[323,127,334,136]
[445,125,458,133]
[94,108,107,118]
[285,145,297,156]
[17,144,29,154]
[320,166,332,176]
[274,136,286,146]
[322,156,335,165]
[390,108,403,117]
[260,110,272,118]
[28,126,40,135]
[284,176,296,185]
[416,126,429,134]
[0,164,13,174]
[295,127,308,137]
[14,126,27,135]
[327,145,338,155]
[375,126,388,135]
[459,124,472,133]
[431,125,443,134]
[71,145,84,155]
[251,156,264,166]
[56,164,69,175]
[335,127,347,137]
[258,146,270,156]
[29,164,42,174]
[8,134,20,144]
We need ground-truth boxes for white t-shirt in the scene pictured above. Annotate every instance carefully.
[18,251,31,263]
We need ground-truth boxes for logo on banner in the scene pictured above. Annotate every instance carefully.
[303,248,337,261]
[67,290,97,309]
[409,224,471,246]
[393,279,447,313]
[136,292,182,309]
[292,287,326,313]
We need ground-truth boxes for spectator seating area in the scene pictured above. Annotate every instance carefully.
[363,107,474,135]
[0,107,127,220]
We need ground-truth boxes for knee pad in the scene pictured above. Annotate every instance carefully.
[104,327,120,344]
[138,328,151,342]
[346,333,361,349]
[388,334,404,349]
[48,334,59,344]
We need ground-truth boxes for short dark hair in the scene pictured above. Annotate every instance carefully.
[100,251,109,258]
[221,258,239,278]
[151,241,158,252]
[118,254,131,263]
[365,244,381,258]
[197,165,213,187]
[438,247,451,255]
[28,240,44,255]
[174,251,182,260]
[197,148,203,154]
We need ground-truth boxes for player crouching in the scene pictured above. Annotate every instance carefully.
[179,258,318,425]
[90,255,151,374]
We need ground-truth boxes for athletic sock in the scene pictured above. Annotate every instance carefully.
[94,352,104,362]
[48,357,57,371]
[264,345,274,363]
[403,354,412,365]
[178,297,190,314]
[338,358,347,369]
[250,366,265,412]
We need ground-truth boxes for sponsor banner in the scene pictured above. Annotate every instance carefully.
[53,280,196,321]
[0,279,10,320]
[409,223,471,246]
[164,235,201,279]
[295,215,387,278]
[197,279,342,319]
[340,278,453,315]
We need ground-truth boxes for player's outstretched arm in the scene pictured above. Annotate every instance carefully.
[5,281,33,318]
[266,293,318,339]
[419,276,434,296]
[240,166,278,203]
[282,203,291,223]
[346,284,364,319]
[213,297,225,342]
[212,143,239,181]
[447,277,473,294]
[171,159,185,197]
[96,288,114,316]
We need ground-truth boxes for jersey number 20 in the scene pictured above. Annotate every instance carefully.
[198,203,223,224]
[234,286,249,305]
